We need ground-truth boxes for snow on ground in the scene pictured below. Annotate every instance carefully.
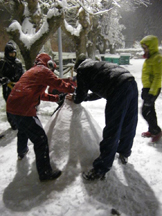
[0,59,162,216]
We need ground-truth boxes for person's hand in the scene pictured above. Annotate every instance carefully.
[59,93,67,101]
[66,94,74,101]
[144,94,155,107]
[0,77,10,85]
[67,77,73,81]
[57,93,67,106]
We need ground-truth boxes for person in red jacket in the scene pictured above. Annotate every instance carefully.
[7,53,75,181]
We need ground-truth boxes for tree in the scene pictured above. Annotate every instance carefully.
[96,0,151,54]
[62,0,150,57]
[121,0,162,48]
[62,0,114,59]
[0,0,151,68]
[99,6,125,54]
[0,0,64,69]
[61,6,91,58]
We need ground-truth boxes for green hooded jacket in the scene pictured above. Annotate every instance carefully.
[140,35,162,96]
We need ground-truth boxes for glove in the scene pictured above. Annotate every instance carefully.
[144,94,155,107]
[59,93,67,101]
[141,88,149,100]
[57,93,67,106]
[0,77,10,85]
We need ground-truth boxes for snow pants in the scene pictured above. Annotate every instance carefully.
[7,114,52,176]
[93,79,138,173]
[141,88,161,135]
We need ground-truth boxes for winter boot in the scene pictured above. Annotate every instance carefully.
[151,132,162,143]
[39,169,62,181]
[119,154,128,164]
[18,147,29,160]
[82,168,106,181]
[141,131,152,138]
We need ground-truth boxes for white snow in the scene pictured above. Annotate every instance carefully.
[8,7,61,50]
[0,59,162,216]
[64,20,82,37]
[8,20,49,50]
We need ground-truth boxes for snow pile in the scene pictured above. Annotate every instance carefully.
[46,100,101,172]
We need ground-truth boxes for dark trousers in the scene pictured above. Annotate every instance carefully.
[93,80,138,173]
[7,113,52,176]
[142,89,161,135]
[3,88,17,129]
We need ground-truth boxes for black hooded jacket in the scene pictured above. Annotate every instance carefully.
[0,58,23,82]
[74,59,134,104]
[0,57,24,101]
[0,41,24,85]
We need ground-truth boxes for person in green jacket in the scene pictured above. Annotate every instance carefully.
[140,35,162,142]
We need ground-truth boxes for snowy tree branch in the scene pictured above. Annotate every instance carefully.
[7,6,64,69]
[112,0,121,8]
[76,0,114,16]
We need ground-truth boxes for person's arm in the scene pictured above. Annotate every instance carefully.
[62,77,77,87]
[15,59,24,79]
[40,92,59,102]
[0,77,9,85]
[84,93,101,101]
[48,76,77,96]
[44,70,75,94]
[73,72,88,104]
[0,60,5,77]
[149,55,162,96]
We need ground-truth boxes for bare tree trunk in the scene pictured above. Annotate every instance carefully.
[12,0,25,23]
[62,9,90,59]
[87,16,102,59]
[26,0,41,26]
[75,33,87,58]
[109,44,116,54]
[96,35,108,55]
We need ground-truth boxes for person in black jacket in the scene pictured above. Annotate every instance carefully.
[0,41,24,129]
[67,53,138,181]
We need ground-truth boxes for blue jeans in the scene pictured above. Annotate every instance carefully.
[7,114,52,176]
[93,79,138,173]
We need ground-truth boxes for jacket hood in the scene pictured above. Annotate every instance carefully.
[5,41,17,62]
[74,53,87,71]
[140,35,159,55]
[35,53,52,67]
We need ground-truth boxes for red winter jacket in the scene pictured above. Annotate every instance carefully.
[48,77,77,94]
[7,55,75,116]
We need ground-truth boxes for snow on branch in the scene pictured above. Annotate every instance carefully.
[64,19,82,37]
[133,0,151,7]
[76,0,114,16]
[7,7,62,49]
[112,0,121,8]
[7,20,48,49]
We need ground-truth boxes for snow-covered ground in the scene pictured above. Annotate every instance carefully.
[0,59,162,216]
